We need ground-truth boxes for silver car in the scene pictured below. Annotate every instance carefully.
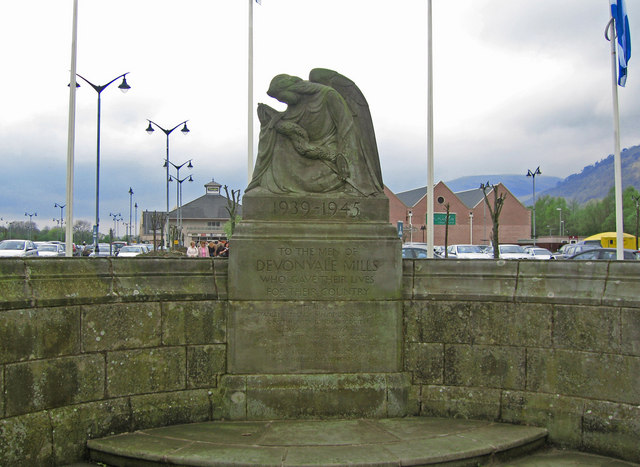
[36,242,65,257]
[0,239,39,257]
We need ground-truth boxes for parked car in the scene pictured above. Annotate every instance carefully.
[446,244,492,259]
[526,247,555,260]
[402,243,443,259]
[117,245,146,257]
[87,243,115,257]
[0,239,39,257]
[556,243,600,260]
[35,242,65,257]
[493,244,530,260]
[568,248,640,260]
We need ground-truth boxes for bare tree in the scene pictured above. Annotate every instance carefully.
[480,182,507,259]
[223,185,241,236]
[149,211,167,250]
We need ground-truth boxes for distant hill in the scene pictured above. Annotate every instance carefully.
[445,144,640,205]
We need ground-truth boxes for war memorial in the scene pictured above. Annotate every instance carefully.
[0,70,639,466]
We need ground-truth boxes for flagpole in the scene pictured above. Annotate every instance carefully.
[247,0,254,184]
[608,18,625,261]
[65,0,78,257]
[426,0,434,258]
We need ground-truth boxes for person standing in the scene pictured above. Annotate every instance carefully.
[199,241,209,257]
[186,241,198,258]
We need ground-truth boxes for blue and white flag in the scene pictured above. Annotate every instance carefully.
[611,0,632,86]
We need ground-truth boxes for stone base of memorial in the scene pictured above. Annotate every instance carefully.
[227,191,406,419]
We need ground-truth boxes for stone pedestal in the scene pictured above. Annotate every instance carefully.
[226,191,406,418]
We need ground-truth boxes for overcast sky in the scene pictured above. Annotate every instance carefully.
[1,0,638,231]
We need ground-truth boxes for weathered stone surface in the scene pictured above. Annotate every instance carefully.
[402,261,414,300]
[0,366,3,416]
[444,344,526,390]
[187,344,226,388]
[516,260,607,305]
[27,258,113,307]
[219,375,248,420]
[112,258,216,301]
[583,400,640,463]
[82,302,161,352]
[420,385,501,420]
[50,398,131,464]
[412,260,518,302]
[407,384,421,416]
[107,347,186,397]
[162,300,227,346]
[621,308,640,356]
[603,262,640,308]
[501,391,585,446]
[213,259,229,300]
[404,343,444,384]
[386,373,411,418]
[553,305,620,353]
[130,390,212,431]
[4,354,105,416]
[0,260,28,310]
[527,349,640,405]
[228,300,401,374]
[0,307,81,364]
[0,412,53,465]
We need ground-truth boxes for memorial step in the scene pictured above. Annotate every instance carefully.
[87,417,547,467]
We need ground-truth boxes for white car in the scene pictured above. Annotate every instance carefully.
[117,245,146,257]
[446,244,492,259]
[495,244,530,259]
[36,243,65,257]
[0,239,39,257]
[527,247,554,260]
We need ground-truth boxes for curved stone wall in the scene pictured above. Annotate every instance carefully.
[0,258,638,465]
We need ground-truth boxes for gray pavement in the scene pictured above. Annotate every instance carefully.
[80,418,638,467]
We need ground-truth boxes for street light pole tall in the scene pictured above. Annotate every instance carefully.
[633,194,640,250]
[134,202,138,243]
[526,167,541,245]
[128,187,134,243]
[25,212,37,240]
[76,72,131,254]
[168,173,194,246]
[145,119,190,248]
[165,159,193,246]
[556,207,563,237]
[54,202,66,242]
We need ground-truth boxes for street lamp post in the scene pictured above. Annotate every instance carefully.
[75,72,131,255]
[633,194,640,250]
[110,212,122,242]
[128,187,134,244]
[25,212,37,240]
[556,208,563,237]
[54,202,66,242]
[469,211,474,244]
[145,119,190,249]
[165,159,193,246]
[134,202,138,243]
[169,173,194,247]
[526,167,542,245]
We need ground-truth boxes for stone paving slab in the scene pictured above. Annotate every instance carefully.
[87,417,547,466]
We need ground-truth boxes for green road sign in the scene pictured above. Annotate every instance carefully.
[433,213,456,225]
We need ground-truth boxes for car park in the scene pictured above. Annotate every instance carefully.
[526,247,554,260]
[446,244,492,259]
[493,244,530,260]
[87,243,115,257]
[556,243,600,259]
[402,243,443,259]
[117,245,147,257]
[568,248,640,260]
[35,242,65,257]
[0,239,39,257]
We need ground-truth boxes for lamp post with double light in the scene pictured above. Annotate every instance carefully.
[165,159,193,246]
[145,119,190,249]
[54,202,66,242]
[25,212,37,240]
[128,187,134,243]
[526,167,541,245]
[75,72,131,254]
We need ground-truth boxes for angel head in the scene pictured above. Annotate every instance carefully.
[267,74,303,105]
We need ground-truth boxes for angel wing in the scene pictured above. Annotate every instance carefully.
[309,68,383,192]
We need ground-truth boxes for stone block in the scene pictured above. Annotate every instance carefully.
[130,390,212,431]
[219,375,247,420]
[386,373,411,418]
[111,258,216,301]
[228,300,401,374]
[621,308,640,356]
[402,261,414,300]
[0,412,53,465]
[107,347,186,398]
[213,259,229,300]
[420,385,501,420]
[603,262,640,308]
[0,366,3,417]
[244,373,393,419]
[527,349,640,405]
[407,384,421,416]
[27,258,113,307]
[444,344,526,390]
[0,260,29,310]
[162,300,227,346]
[4,354,105,417]
[553,305,620,353]
[187,344,226,388]
[0,307,81,364]
[404,342,444,384]
[50,398,131,464]
[404,301,473,344]
[583,400,640,463]
[82,302,161,352]
[501,390,585,446]
[412,260,518,302]
[471,302,552,347]
[516,261,607,305]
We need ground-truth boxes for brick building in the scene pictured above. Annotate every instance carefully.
[385,182,531,246]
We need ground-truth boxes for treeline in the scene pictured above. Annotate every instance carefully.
[0,219,113,244]
[531,186,640,238]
